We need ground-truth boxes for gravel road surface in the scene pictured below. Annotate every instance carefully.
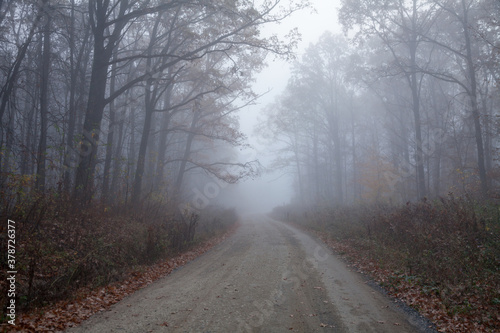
[66,215,435,332]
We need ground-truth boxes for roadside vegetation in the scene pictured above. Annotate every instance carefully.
[272,195,500,332]
[0,181,237,327]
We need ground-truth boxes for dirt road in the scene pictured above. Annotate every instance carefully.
[66,215,435,332]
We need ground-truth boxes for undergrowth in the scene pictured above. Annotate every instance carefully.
[0,182,237,318]
[272,195,500,331]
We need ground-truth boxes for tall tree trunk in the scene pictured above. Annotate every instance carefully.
[1,104,14,176]
[73,0,128,204]
[145,116,158,191]
[461,0,488,195]
[312,124,319,201]
[174,105,200,198]
[481,92,492,182]
[63,1,90,193]
[35,2,51,191]
[410,0,426,199]
[293,129,305,204]
[0,3,44,124]
[333,129,343,205]
[0,2,45,177]
[102,54,118,201]
[20,50,36,176]
[330,93,343,205]
[155,87,173,190]
[110,90,129,203]
[125,103,137,205]
[63,0,76,192]
[131,91,154,203]
[350,95,359,201]
[131,14,162,203]
[73,43,109,202]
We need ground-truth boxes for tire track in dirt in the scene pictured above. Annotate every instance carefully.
[65,215,434,332]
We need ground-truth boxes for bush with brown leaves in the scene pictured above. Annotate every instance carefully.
[272,196,500,332]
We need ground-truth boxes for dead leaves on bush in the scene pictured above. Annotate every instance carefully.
[315,232,500,333]
[4,225,237,333]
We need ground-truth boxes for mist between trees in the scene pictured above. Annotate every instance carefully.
[257,3,500,330]
[0,0,499,329]
[259,0,500,204]
[0,0,309,209]
[0,0,312,314]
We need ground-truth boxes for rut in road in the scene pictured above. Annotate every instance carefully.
[66,215,434,333]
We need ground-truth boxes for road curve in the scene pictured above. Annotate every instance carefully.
[66,215,434,333]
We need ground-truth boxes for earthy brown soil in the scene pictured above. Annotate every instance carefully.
[65,215,435,333]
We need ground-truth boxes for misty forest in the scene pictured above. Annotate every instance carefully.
[0,0,499,332]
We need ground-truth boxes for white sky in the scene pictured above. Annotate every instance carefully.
[220,0,343,214]
[251,0,342,108]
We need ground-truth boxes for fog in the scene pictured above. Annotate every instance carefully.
[223,1,343,214]
[1,0,498,217]
[3,2,498,328]
[226,0,500,213]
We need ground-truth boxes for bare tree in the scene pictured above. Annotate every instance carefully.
[339,0,440,199]
[418,0,490,195]
[73,0,306,204]
[35,0,51,191]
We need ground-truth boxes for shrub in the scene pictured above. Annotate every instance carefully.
[0,185,236,314]
[272,195,500,331]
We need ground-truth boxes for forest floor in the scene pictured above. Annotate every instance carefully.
[45,215,432,332]
[2,223,238,332]
[271,199,500,333]
[295,226,500,333]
